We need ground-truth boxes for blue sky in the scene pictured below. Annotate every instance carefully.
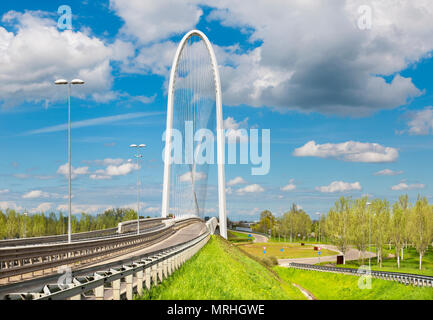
[1,0,433,221]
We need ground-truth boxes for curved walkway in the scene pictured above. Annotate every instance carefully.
[278,244,376,266]
[229,230,269,243]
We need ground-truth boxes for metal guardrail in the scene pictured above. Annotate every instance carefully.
[0,217,203,282]
[4,231,210,300]
[288,262,433,287]
[0,218,167,248]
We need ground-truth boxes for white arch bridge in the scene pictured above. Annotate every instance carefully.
[0,30,226,300]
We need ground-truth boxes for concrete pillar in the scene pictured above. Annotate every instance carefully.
[125,274,133,300]
[94,284,104,300]
[145,267,151,290]
[167,257,172,275]
[163,259,168,279]
[152,264,158,286]
[157,262,163,282]
[137,270,144,295]
[112,279,121,300]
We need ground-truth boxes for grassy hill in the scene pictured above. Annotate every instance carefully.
[135,235,305,300]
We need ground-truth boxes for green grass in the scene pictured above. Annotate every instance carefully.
[338,246,433,276]
[227,230,254,243]
[238,242,337,259]
[275,267,433,300]
[135,236,305,300]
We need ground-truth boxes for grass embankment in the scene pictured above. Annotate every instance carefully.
[227,230,254,243]
[275,267,433,300]
[338,246,433,276]
[135,236,305,300]
[239,242,337,259]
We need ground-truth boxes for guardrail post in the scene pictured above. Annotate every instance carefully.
[112,279,121,300]
[162,258,167,279]
[152,264,158,286]
[94,284,104,300]
[137,269,144,295]
[157,261,163,282]
[145,266,151,290]
[125,274,133,300]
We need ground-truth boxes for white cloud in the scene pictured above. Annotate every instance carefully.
[224,117,249,143]
[56,204,111,215]
[281,179,296,191]
[22,190,50,199]
[316,181,362,193]
[405,106,433,135]
[105,162,139,176]
[57,164,90,179]
[227,176,247,186]
[0,189,9,194]
[25,112,162,135]
[0,10,113,107]
[109,0,203,44]
[179,171,207,183]
[293,140,398,163]
[391,182,425,191]
[237,184,265,194]
[374,169,404,176]
[144,206,160,213]
[0,201,22,211]
[31,202,52,213]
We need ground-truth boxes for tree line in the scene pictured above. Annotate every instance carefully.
[0,208,146,239]
[252,195,433,270]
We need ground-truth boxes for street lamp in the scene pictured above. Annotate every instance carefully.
[366,201,372,270]
[315,212,321,264]
[130,144,146,235]
[55,78,85,243]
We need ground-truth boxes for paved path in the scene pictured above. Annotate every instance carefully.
[230,230,269,243]
[278,244,376,266]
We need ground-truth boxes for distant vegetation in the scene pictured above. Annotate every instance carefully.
[252,194,433,270]
[275,267,433,300]
[0,208,142,239]
[227,230,253,243]
[136,236,305,300]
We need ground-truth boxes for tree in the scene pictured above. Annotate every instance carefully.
[371,198,391,268]
[325,196,352,264]
[252,210,275,234]
[349,197,369,264]
[408,196,433,270]
[391,195,408,268]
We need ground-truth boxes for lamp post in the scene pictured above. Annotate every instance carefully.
[315,212,321,264]
[366,201,372,270]
[130,144,146,235]
[55,79,85,244]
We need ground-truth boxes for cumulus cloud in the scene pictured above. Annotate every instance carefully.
[0,201,22,211]
[293,140,398,163]
[22,190,50,199]
[224,117,249,143]
[391,182,425,191]
[109,0,433,116]
[281,179,296,191]
[316,181,362,193]
[374,169,404,176]
[179,171,207,183]
[57,164,90,179]
[56,203,111,215]
[31,202,52,213]
[90,162,139,180]
[0,10,114,107]
[0,189,9,194]
[237,184,264,194]
[404,106,433,135]
[227,176,247,186]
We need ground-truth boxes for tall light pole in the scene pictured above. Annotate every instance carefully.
[315,212,321,264]
[55,79,85,243]
[130,144,146,235]
[366,201,372,270]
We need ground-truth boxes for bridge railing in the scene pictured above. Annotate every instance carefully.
[4,231,210,300]
[288,262,433,287]
[0,218,168,248]
[0,217,204,282]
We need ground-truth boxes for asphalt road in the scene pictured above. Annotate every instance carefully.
[0,221,206,299]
